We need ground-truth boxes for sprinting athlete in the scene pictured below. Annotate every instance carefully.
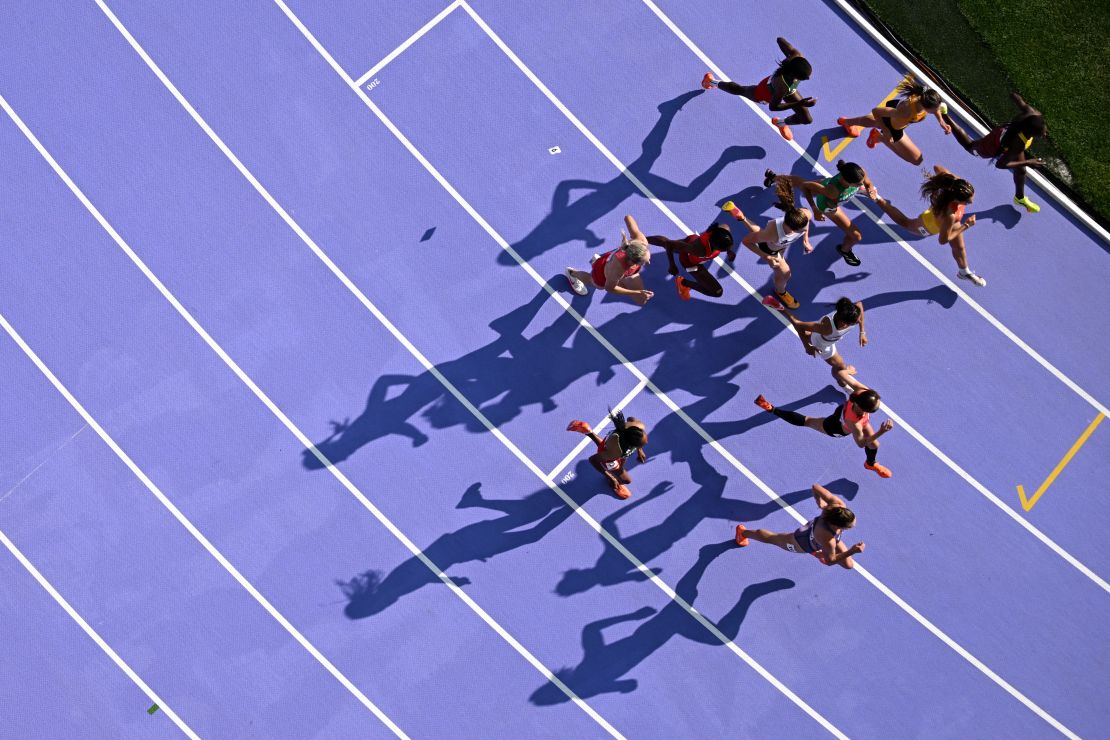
[837,74,951,165]
[941,92,1047,213]
[701,37,815,141]
[753,388,894,478]
[566,409,649,499]
[736,483,864,569]
[765,296,867,391]
[733,178,812,309]
[648,222,736,300]
[873,166,986,286]
[765,160,878,266]
[566,215,654,305]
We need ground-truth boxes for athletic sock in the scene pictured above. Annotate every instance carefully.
[865,446,878,465]
[771,407,807,427]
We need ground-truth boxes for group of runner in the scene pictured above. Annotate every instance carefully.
[563,38,1051,569]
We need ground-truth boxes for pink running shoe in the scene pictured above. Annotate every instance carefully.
[761,294,785,310]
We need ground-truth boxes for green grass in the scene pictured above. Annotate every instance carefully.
[857,0,1110,224]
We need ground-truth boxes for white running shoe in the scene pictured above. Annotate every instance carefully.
[566,268,588,296]
[957,270,986,287]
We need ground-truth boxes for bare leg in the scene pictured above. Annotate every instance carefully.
[569,268,596,289]
[682,266,724,298]
[885,132,924,165]
[829,208,863,251]
[948,231,970,271]
[840,112,880,129]
[769,256,791,294]
[745,529,801,551]
[717,81,760,100]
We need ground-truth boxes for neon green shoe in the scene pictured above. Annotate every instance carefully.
[1014,196,1040,214]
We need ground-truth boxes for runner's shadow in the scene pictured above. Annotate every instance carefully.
[338,471,597,619]
[303,283,603,468]
[531,540,793,705]
[504,90,765,266]
[972,204,1021,230]
[698,385,847,443]
[556,467,812,597]
[861,284,958,310]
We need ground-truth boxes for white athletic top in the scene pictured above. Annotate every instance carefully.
[771,217,805,249]
[811,310,854,351]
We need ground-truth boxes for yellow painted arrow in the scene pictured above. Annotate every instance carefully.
[1017,413,1104,511]
[821,82,903,162]
[820,135,854,162]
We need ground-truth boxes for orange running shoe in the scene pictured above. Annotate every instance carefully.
[701,72,716,90]
[865,461,893,478]
[754,394,774,412]
[566,420,591,434]
[837,117,862,138]
[675,277,692,301]
[615,484,632,500]
[866,128,882,149]
[771,117,794,141]
[735,524,750,547]
[776,290,800,310]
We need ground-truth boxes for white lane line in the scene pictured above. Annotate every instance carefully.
[544,377,648,483]
[103,0,851,734]
[829,0,1110,245]
[355,0,461,87]
[455,0,1108,594]
[0,234,405,740]
[638,0,1110,422]
[332,4,1083,732]
[79,4,620,733]
[0,520,197,738]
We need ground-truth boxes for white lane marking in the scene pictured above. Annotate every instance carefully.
[829,0,1110,245]
[336,3,1083,733]
[355,0,462,87]
[0,228,406,739]
[456,0,1107,590]
[545,377,648,483]
[638,0,1110,422]
[79,3,621,733]
[0,519,198,738]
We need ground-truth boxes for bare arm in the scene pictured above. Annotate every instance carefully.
[812,483,845,510]
[823,540,864,569]
[741,222,775,249]
[1010,91,1039,117]
[647,234,693,252]
[855,419,895,447]
[856,302,867,347]
[776,37,802,58]
[624,214,646,243]
[934,108,952,134]
[602,260,647,299]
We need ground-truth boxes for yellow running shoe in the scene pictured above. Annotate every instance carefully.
[1014,196,1041,213]
[721,200,744,220]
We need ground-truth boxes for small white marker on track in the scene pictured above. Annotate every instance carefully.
[548,145,561,154]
